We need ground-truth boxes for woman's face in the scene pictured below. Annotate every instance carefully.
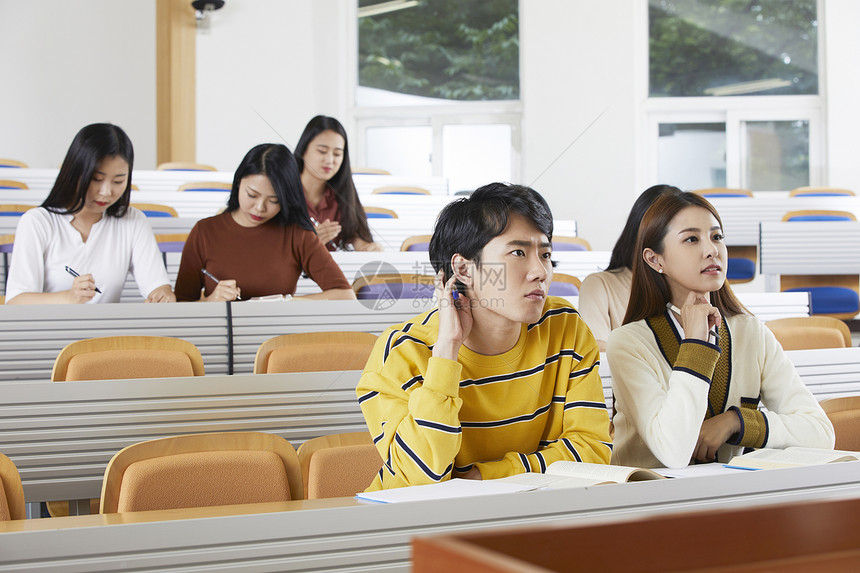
[302,129,345,183]
[645,205,727,304]
[232,174,281,228]
[83,155,128,215]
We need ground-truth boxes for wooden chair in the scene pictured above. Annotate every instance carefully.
[692,188,754,198]
[157,161,216,172]
[352,272,435,300]
[726,245,757,285]
[0,158,27,169]
[548,273,581,296]
[0,204,34,216]
[47,336,206,516]
[352,167,391,175]
[401,234,433,251]
[364,206,399,219]
[0,452,25,521]
[819,397,860,451]
[254,331,377,374]
[782,210,856,222]
[297,432,382,499]
[372,186,431,195]
[177,181,232,192]
[131,203,179,217]
[552,236,591,251]
[155,233,188,253]
[100,431,303,513]
[0,180,28,190]
[789,187,855,197]
[765,316,852,350]
[0,233,14,280]
[52,335,205,381]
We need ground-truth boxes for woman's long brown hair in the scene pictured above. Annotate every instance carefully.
[622,192,749,325]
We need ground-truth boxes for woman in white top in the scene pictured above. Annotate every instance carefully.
[5,123,173,304]
[607,192,833,468]
[579,184,681,350]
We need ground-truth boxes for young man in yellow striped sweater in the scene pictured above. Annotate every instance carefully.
[357,183,612,490]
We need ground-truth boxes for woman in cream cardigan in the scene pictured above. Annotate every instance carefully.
[607,191,833,469]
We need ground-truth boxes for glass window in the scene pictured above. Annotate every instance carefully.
[442,124,512,193]
[649,0,818,97]
[357,0,519,105]
[744,120,809,191]
[658,123,727,190]
[365,125,433,177]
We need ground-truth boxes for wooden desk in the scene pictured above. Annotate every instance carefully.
[1,463,859,572]
[414,495,860,572]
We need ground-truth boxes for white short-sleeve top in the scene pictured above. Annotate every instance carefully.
[5,206,169,303]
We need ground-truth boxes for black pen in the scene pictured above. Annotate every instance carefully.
[64,266,102,294]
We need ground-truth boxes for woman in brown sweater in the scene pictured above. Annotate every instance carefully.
[174,143,355,302]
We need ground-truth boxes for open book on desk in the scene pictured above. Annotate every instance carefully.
[355,462,665,504]
[494,461,665,489]
[725,447,860,470]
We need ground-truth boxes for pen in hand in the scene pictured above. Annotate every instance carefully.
[202,268,241,301]
[65,266,102,294]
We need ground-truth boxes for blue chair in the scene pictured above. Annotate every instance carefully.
[401,235,432,251]
[0,159,27,169]
[780,210,859,319]
[693,188,753,198]
[177,182,231,193]
[372,186,430,196]
[352,273,434,302]
[364,207,398,219]
[552,236,590,252]
[131,203,178,218]
[0,180,27,190]
[0,204,33,216]
[789,187,855,198]
[548,273,580,297]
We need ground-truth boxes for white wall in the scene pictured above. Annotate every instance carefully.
[0,0,156,168]
[520,1,639,250]
[195,0,351,171]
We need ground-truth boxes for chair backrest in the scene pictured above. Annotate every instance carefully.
[52,335,205,381]
[0,204,34,216]
[352,273,435,300]
[131,203,179,217]
[552,236,591,251]
[352,167,391,175]
[782,210,857,222]
[692,187,753,198]
[157,162,217,171]
[155,233,189,253]
[0,158,27,169]
[100,431,303,513]
[177,181,232,192]
[372,186,431,195]
[0,234,13,254]
[400,234,433,251]
[548,273,581,296]
[819,397,860,451]
[0,452,25,520]
[0,180,28,190]
[297,432,382,499]
[364,206,399,219]
[766,316,852,348]
[254,331,377,374]
[789,187,855,197]
[765,316,852,350]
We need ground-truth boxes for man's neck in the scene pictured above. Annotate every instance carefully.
[463,309,522,356]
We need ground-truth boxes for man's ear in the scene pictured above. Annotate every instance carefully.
[643,248,663,274]
[451,254,473,286]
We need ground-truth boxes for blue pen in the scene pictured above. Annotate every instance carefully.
[201,268,220,283]
[65,266,102,294]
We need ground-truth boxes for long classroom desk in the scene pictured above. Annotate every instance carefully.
[2,346,858,509]
[1,463,859,572]
[0,291,810,382]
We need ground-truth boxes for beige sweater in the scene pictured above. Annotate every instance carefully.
[578,268,632,346]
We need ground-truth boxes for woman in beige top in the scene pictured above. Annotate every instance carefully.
[579,185,681,350]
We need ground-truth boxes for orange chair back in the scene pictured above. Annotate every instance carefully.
[0,453,25,520]
[820,397,860,451]
[297,432,382,499]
